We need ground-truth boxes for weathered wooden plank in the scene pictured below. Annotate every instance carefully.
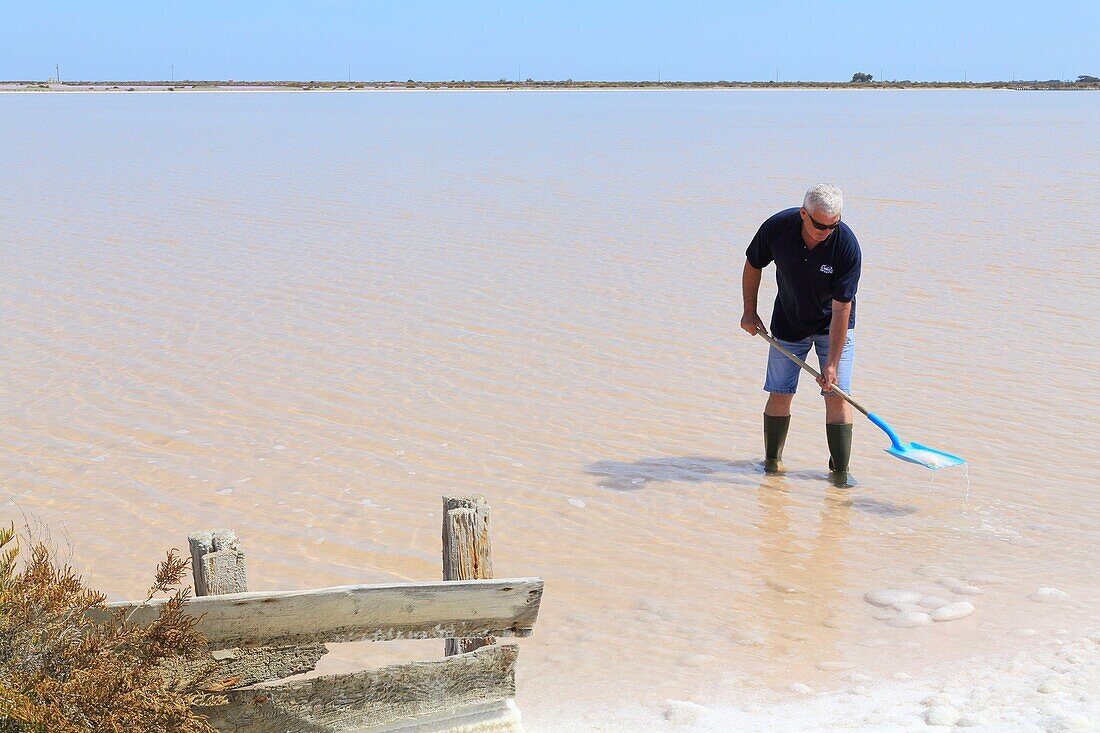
[189,529,247,596]
[358,700,521,733]
[94,578,543,650]
[194,644,518,733]
[442,496,495,656]
[161,643,329,691]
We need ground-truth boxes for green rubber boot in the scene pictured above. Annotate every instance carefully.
[763,414,791,474]
[826,423,853,480]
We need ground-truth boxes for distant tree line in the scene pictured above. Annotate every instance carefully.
[11,77,1100,90]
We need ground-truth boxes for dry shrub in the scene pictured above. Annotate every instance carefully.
[0,523,220,732]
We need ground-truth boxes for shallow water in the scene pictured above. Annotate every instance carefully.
[2,89,1099,726]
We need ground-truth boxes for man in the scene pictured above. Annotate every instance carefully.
[740,184,861,479]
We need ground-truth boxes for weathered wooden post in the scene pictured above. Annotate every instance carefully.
[180,529,328,697]
[188,529,247,596]
[442,495,495,656]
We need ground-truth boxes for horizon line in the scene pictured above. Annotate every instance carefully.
[5,77,1097,87]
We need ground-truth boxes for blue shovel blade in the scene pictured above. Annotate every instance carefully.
[885,442,966,470]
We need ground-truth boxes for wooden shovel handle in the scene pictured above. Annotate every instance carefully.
[754,328,870,417]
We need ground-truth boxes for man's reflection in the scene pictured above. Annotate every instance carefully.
[753,477,853,669]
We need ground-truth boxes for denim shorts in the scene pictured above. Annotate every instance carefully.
[764,332,854,395]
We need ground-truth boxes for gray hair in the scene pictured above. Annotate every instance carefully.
[803,184,843,218]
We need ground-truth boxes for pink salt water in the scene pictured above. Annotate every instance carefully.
[1,89,1098,729]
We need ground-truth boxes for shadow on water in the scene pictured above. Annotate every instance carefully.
[584,456,918,517]
[845,496,918,517]
[584,456,761,491]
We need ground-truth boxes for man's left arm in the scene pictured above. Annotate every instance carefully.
[818,234,861,393]
[818,300,852,392]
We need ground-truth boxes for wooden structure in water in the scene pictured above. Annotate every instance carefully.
[94,496,544,732]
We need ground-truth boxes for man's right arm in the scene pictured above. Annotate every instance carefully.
[741,259,767,336]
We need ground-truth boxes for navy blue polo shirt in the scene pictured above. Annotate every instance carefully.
[746,208,861,341]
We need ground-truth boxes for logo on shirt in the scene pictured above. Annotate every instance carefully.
[820,264,833,274]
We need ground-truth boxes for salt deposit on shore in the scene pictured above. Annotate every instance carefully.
[533,579,1098,731]
[534,625,1100,731]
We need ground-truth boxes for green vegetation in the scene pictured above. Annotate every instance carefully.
[851,72,874,83]
[0,524,219,732]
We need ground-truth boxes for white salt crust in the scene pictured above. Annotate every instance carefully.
[532,627,1100,733]
[919,595,953,610]
[865,589,923,607]
[931,601,975,622]
[888,611,933,628]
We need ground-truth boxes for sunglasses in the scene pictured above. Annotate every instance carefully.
[804,210,841,231]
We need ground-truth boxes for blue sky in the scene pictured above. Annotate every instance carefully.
[2,1,1097,83]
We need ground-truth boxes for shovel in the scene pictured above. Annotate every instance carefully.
[755,328,965,470]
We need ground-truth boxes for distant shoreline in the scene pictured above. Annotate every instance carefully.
[2,79,1098,93]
